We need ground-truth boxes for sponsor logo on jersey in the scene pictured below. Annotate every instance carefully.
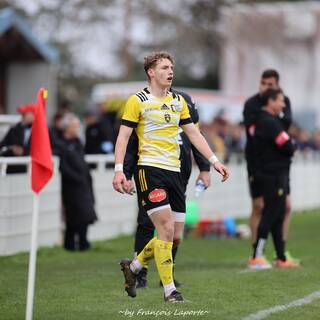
[143,108,154,112]
[148,188,167,203]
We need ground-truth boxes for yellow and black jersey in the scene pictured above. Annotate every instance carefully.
[121,88,192,172]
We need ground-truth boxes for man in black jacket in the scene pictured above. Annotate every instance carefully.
[124,89,211,288]
[84,110,114,155]
[59,114,97,251]
[243,69,297,261]
[0,105,35,173]
[248,89,299,269]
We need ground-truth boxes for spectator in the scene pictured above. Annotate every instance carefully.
[296,129,313,152]
[225,123,246,163]
[0,104,35,173]
[202,122,226,160]
[84,109,110,155]
[58,113,97,251]
[97,102,118,151]
[50,111,67,155]
[312,130,320,151]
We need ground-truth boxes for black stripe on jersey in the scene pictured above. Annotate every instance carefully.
[136,91,148,102]
[139,91,148,101]
[177,94,181,101]
[143,87,150,94]
[136,92,145,102]
[121,119,138,128]
[172,91,177,99]
[179,117,192,126]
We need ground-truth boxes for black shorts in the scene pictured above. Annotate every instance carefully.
[134,165,186,222]
[258,173,289,199]
[248,172,264,199]
[248,166,290,199]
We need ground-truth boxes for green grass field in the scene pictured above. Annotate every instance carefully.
[1,209,320,320]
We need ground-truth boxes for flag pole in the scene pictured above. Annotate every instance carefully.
[26,193,40,320]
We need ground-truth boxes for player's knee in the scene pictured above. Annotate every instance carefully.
[159,220,174,240]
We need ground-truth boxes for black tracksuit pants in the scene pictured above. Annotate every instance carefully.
[254,173,288,260]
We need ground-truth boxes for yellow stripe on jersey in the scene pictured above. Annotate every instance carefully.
[122,91,191,172]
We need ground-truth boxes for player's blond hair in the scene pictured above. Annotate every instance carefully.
[144,51,174,80]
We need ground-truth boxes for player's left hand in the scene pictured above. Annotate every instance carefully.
[196,171,211,188]
[213,161,229,182]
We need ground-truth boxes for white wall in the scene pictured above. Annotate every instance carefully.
[0,171,61,255]
[0,158,319,256]
[6,62,57,121]
[88,170,137,241]
[0,166,137,256]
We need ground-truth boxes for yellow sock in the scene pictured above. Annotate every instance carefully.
[136,237,157,267]
[154,239,174,286]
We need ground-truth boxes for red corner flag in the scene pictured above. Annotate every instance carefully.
[30,88,53,193]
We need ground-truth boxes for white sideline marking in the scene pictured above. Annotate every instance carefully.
[241,290,320,320]
[238,267,272,274]
[239,269,263,274]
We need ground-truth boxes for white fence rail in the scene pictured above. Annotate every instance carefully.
[0,155,319,256]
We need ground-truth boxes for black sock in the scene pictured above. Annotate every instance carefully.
[134,225,154,254]
[276,240,286,261]
[172,246,178,263]
[273,237,286,261]
[137,267,148,279]
[271,226,286,261]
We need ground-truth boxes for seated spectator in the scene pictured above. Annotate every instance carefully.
[58,113,97,251]
[0,104,35,173]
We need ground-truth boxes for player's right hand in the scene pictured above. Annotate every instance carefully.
[112,171,129,194]
[124,180,135,195]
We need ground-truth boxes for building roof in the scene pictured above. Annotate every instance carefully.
[0,8,58,63]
